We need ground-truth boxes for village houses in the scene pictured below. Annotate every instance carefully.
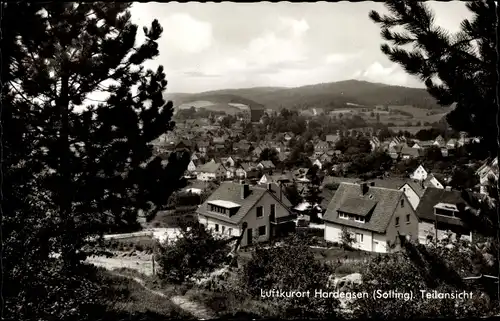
[197,182,296,246]
[323,182,419,253]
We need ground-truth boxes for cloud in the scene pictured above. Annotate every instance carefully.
[161,13,213,54]
[238,17,310,70]
[183,71,220,78]
[354,62,411,86]
[325,51,362,64]
[278,17,310,37]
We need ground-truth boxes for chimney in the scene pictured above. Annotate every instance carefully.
[361,183,369,195]
[241,183,250,199]
[445,186,452,191]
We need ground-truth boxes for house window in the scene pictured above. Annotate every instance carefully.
[215,224,219,232]
[256,206,263,218]
[270,204,276,216]
[395,217,400,226]
[258,226,266,236]
[406,214,410,224]
[355,216,365,223]
[339,212,348,219]
[400,199,404,207]
[355,233,363,243]
[222,226,225,233]
[228,228,233,235]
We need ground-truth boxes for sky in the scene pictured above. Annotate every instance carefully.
[129,1,472,93]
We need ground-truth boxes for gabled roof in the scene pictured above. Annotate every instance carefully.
[401,147,420,157]
[239,162,257,172]
[338,198,377,216]
[402,180,426,198]
[415,187,470,223]
[256,182,292,208]
[259,160,276,169]
[326,134,339,142]
[197,162,225,173]
[197,182,291,224]
[315,141,329,149]
[323,183,405,233]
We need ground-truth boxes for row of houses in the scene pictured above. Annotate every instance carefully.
[191,158,277,182]
[195,176,482,251]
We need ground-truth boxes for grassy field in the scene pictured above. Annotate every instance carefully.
[99,269,192,319]
[389,126,432,134]
[387,105,451,123]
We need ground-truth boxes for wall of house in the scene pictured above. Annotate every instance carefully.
[372,233,388,253]
[239,191,291,247]
[197,172,216,181]
[197,215,240,237]
[399,185,420,210]
[411,166,428,180]
[418,221,435,244]
[236,169,247,179]
[384,196,419,250]
[187,162,197,172]
[430,177,443,189]
[324,222,374,252]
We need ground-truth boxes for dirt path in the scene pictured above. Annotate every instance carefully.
[112,272,215,320]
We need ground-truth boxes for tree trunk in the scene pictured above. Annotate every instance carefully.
[59,72,74,269]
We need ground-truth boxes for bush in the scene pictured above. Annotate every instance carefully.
[156,222,231,284]
[241,236,339,319]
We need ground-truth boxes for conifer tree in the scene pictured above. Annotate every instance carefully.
[369,1,497,156]
[2,2,189,318]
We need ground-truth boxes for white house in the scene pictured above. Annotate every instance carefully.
[197,182,296,247]
[433,135,445,147]
[196,162,227,181]
[476,157,498,194]
[370,137,381,152]
[221,156,236,168]
[258,174,272,185]
[323,182,419,253]
[426,174,444,189]
[312,158,323,170]
[399,181,425,210]
[187,160,197,172]
[410,165,428,181]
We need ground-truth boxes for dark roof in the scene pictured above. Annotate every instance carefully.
[323,183,405,233]
[259,160,276,169]
[240,163,257,172]
[322,176,362,186]
[256,182,292,208]
[366,178,407,190]
[401,147,420,157]
[320,188,336,210]
[338,198,377,216]
[197,162,225,173]
[415,187,469,222]
[197,182,290,224]
[402,180,426,198]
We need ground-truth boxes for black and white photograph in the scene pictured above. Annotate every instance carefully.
[2,1,499,320]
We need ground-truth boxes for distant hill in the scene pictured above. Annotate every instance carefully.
[165,93,265,111]
[165,80,447,113]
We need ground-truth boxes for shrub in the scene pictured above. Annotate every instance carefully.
[241,236,339,319]
[156,222,231,284]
